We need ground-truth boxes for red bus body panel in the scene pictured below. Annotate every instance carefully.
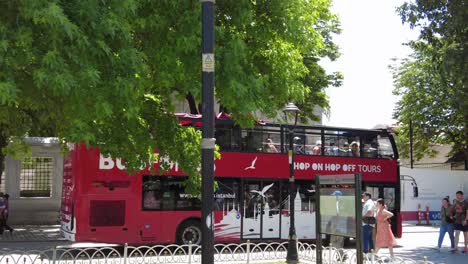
[61,144,398,244]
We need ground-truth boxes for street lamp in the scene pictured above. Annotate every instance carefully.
[283,102,300,264]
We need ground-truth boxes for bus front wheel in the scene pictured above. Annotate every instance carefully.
[176,220,202,245]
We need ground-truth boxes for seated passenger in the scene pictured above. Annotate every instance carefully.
[327,142,339,156]
[339,142,349,156]
[363,143,377,158]
[312,140,321,155]
[265,138,279,153]
[350,141,360,157]
[293,137,304,154]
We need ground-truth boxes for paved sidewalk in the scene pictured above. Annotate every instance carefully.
[0,225,65,243]
[0,225,119,251]
[391,224,468,264]
[1,224,468,263]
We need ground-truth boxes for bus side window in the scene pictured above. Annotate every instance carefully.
[297,181,316,212]
[378,136,394,159]
[142,178,162,210]
[215,124,234,151]
[142,176,201,211]
[242,129,263,152]
[362,135,378,158]
[214,178,240,211]
[215,124,242,151]
[231,126,241,151]
[263,134,280,153]
[162,190,176,210]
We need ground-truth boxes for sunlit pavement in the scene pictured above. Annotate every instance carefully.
[0,225,64,243]
[1,224,467,263]
[383,224,468,264]
[0,225,116,250]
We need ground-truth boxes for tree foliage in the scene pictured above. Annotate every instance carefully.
[392,0,467,164]
[0,0,341,191]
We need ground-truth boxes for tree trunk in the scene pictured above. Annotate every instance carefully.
[185,92,199,114]
[219,105,229,113]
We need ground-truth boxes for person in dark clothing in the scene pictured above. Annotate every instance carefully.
[1,194,13,234]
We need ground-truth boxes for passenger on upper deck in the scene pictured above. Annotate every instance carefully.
[339,142,349,156]
[312,140,321,155]
[265,137,279,153]
[293,137,304,154]
[350,141,360,157]
[326,142,339,156]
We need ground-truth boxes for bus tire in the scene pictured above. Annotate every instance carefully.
[176,219,202,245]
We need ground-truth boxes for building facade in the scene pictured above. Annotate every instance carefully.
[1,138,63,225]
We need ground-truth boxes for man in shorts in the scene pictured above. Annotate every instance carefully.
[452,191,468,253]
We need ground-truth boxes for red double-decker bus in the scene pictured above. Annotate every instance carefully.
[60,114,401,244]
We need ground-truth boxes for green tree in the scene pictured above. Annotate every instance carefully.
[0,0,341,191]
[393,0,467,166]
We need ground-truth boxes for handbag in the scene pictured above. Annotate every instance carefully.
[443,207,454,223]
[445,216,454,223]
[363,216,376,225]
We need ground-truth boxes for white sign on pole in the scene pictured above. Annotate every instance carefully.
[202,53,215,72]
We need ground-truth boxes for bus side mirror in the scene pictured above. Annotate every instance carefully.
[413,186,419,198]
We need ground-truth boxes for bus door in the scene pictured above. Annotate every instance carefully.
[364,185,398,235]
[242,180,281,239]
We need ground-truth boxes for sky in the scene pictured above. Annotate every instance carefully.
[321,0,419,129]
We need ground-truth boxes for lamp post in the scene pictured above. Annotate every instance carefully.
[283,102,300,264]
[201,1,215,264]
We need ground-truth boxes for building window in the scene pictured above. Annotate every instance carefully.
[20,157,53,197]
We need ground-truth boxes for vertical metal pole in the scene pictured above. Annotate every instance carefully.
[188,241,192,264]
[201,1,215,264]
[52,246,57,264]
[315,175,322,264]
[246,240,251,264]
[286,126,298,263]
[409,120,414,169]
[123,243,128,264]
[355,173,363,264]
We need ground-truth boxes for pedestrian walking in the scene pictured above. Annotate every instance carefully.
[1,194,13,234]
[362,192,375,253]
[374,199,397,258]
[452,191,468,253]
[437,197,455,251]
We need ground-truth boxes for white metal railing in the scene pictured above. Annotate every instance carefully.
[0,241,434,264]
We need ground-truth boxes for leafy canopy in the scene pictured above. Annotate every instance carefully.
[0,0,341,191]
[392,0,467,163]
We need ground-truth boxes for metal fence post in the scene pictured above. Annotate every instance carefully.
[52,246,57,264]
[188,241,192,264]
[424,256,428,263]
[328,246,332,264]
[123,243,128,264]
[370,250,374,264]
[246,240,250,264]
